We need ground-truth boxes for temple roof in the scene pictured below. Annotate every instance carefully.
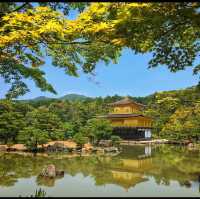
[98,114,151,119]
[110,170,148,190]
[107,114,143,118]
[109,97,146,107]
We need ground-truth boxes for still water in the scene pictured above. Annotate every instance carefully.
[0,145,200,197]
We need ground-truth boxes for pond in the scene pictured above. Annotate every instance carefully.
[0,145,200,197]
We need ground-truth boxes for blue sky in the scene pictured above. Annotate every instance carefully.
[0,48,199,100]
[0,8,199,99]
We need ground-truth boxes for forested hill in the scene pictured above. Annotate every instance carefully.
[0,85,199,144]
[18,93,153,107]
[18,85,199,107]
[20,94,89,102]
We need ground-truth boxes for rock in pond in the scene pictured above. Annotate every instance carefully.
[91,146,119,154]
[94,147,105,153]
[56,170,64,177]
[0,145,7,151]
[40,164,65,178]
[187,143,194,148]
[183,180,191,187]
[99,140,112,147]
[83,143,93,151]
[7,171,16,176]
[40,164,56,178]
[104,147,119,153]
[45,143,66,152]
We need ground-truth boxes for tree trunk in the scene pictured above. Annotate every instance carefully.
[4,138,8,144]
[32,141,38,153]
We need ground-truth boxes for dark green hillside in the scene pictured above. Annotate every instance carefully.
[0,85,199,146]
[59,94,89,101]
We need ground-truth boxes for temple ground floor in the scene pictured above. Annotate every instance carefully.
[113,127,152,140]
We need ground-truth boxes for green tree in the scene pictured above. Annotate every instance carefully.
[144,86,200,140]
[84,118,113,144]
[17,127,49,151]
[48,101,71,122]
[0,99,14,114]
[25,108,65,140]
[0,112,25,144]
[111,135,121,147]
[13,102,34,116]
[161,102,200,141]
[0,100,26,144]
[144,95,180,137]
[73,133,88,148]
[62,122,75,139]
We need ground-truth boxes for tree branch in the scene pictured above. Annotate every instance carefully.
[8,2,29,13]
[161,20,190,38]
[48,41,92,45]
[0,2,29,19]
[40,34,92,45]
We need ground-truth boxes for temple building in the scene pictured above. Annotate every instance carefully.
[100,97,153,140]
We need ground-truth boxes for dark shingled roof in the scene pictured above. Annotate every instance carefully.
[98,114,151,119]
[109,97,146,107]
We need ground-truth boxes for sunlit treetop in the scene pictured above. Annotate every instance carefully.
[1,2,200,98]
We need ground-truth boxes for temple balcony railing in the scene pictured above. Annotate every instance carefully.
[111,123,152,128]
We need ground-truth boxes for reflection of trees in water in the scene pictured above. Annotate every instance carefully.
[0,154,20,186]
[0,146,200,190]
[37,176,56,187]
[0,176,18,187]
[149,145,200,188]
[0,153,66,187]
[36,175,64,187]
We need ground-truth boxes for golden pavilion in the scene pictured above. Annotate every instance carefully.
[100,97,153,140]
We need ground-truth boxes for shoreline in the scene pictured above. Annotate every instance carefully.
[120,139,169,145]
[0,140,120,155]
[0,139,199,153]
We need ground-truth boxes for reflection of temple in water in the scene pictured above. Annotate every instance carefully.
[145,145,151,156]
[111,170,148,191]
[120,157,153,171]
[105,145,154,190]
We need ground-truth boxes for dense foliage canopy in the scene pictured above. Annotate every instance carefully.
[0,85,199,146]
[1,2,200,98]
[144,85,200,141]
[0,2,200,144]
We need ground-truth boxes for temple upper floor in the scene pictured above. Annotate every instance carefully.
[109,97,145,114]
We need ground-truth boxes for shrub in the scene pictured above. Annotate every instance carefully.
[73,133,88,148]
[111,135,121,146]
